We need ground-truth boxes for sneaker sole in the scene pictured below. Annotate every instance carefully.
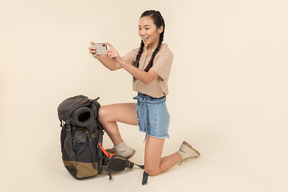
[183,141,201,157]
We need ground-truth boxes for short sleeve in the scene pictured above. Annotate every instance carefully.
[150,50,173,81]
[122,48,139,65]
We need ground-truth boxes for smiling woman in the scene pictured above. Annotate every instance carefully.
[88,10,200,181]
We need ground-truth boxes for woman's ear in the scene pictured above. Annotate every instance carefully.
[158,26,164,34]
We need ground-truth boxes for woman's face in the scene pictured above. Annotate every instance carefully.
[138,16,163,48]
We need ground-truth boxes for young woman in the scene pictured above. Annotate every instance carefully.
[88,10,200,176]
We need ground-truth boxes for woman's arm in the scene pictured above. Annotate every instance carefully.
[95,55,123,71]
[105,43,159,84]
[119,59,159,84]
[88,42,122,71]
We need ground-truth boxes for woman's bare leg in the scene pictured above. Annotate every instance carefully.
[99,103,182,175]
[98,103,138,146]
[144,135,181,176]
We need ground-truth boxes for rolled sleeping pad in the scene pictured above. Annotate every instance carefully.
[71,107,94,127]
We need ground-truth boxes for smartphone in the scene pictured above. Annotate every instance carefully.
[92,43,107,55]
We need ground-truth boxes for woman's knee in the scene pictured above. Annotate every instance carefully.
[144,161,161,176]
[144,167,160,176]
[98,105,109,123]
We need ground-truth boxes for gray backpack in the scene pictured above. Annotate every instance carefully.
[58,95,146,182]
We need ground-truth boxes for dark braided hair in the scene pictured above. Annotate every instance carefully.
[133,10,165,72]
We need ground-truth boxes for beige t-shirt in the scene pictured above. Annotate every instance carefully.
[123,43,173,98]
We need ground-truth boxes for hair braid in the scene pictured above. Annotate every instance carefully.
[144,33,163,72]
[133,41,145,68]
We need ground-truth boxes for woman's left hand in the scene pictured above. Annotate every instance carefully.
[105,42,124,65]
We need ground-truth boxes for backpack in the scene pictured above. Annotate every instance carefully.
[57,95,147,183]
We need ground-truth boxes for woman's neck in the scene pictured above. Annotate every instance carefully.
[146,43,159,54]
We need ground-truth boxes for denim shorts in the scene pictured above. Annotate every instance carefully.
[133,92,170,141]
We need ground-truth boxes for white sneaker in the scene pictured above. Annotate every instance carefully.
[114,141,136,159]
[177,141,200,165]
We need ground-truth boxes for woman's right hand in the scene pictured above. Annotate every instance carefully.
[88,41,106,59]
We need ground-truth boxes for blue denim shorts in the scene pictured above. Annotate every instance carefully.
[133,92,170,141]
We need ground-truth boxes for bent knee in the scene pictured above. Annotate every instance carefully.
[98,105,109,123]
[144,168,160,177]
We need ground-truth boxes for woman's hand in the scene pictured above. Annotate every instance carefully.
[105,42,124,65]
[88,41,123,71]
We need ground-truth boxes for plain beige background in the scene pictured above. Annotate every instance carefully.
[1,0,287,191]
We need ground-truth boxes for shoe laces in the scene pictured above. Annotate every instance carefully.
[178,160,184,166]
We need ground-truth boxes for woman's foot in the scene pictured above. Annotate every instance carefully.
[177,141,200,165]
[114,141,136,159]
